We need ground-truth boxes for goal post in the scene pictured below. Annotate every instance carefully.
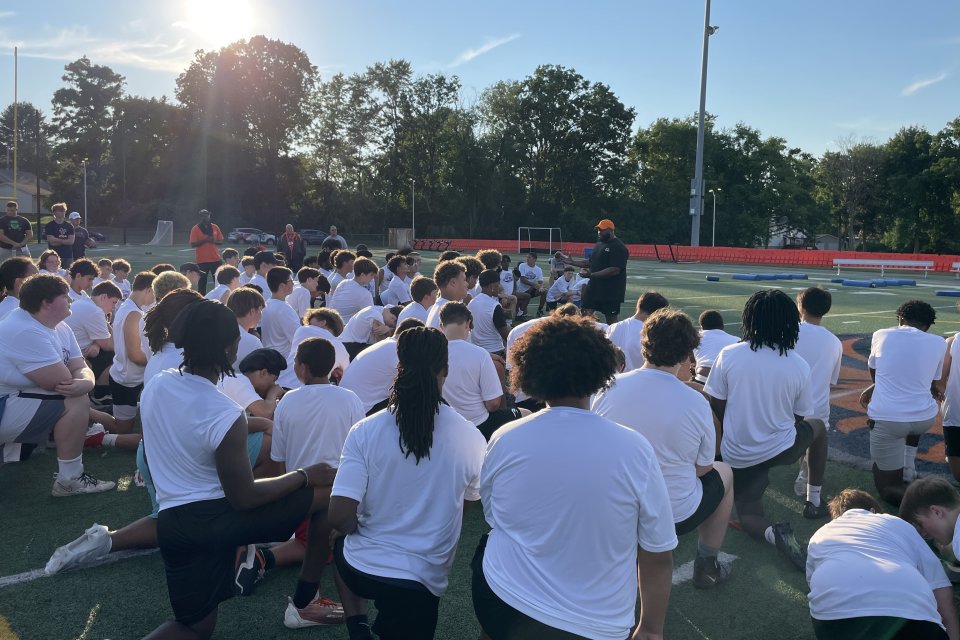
[517,227,563,256]
[145,220,173,246]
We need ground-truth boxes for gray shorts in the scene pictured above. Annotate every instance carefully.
[0,393,66,462]
[869,418,936,471]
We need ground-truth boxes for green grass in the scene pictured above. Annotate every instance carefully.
[1,243,959,638]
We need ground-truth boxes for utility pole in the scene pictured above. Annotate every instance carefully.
[690,0,718,247]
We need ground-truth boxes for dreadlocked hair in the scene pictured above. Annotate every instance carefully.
[741,289,799,355]
[169,299,240,379]
[143,288,203,354]
[388,326,448,464]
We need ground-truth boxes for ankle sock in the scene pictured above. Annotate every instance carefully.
[57,455,83,480]
[905,445,918,470]
[806,484,822,507]
[101,433,118,447]
[292,579,319,609]
[260,546,276,571]
[346,615,372,640]
[697,542,719,560]
[764,526,776,546]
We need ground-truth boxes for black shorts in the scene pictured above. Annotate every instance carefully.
[334,537,440,640]
[514,397,545,413]
[87,349,114,381]
[732,419,814,505]
[812,616,948,640]
[157,487,312,625]
[580,288,621,316]
[944,427,960,458]
[477,407,522,441]
[471,534,589,640]
[108,376,143,407]
[343,342,369,361]
[675,469,725,535]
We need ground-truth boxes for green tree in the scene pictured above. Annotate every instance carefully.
[0,102,53,178]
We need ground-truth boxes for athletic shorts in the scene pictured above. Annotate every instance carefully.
[580,288,621,317]
[675,469,725,535]
[944,426,960,458]
[812,616,948,640]
[732,419,814,504]
[87,349,114,381]
[0,393,65,463]
[477,407,522,441]
[471,534,589,640]
[157,486,312,625]
[109,376,143,420]
[139,432,265,519]
[870,418,936,471]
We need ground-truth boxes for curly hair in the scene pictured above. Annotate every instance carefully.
[897,299,936,329]
[433,260,465,288]
[476,249,503,270]
[642,308,700,367]
[389,327,448,463]
[741,289,799,355]
[456,256,484,280]
[143,288,203,354]
[304,307,344,336]
[169,300,240,380]
[510,316,619,402]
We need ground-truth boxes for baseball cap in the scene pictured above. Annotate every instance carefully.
[198,209,210,216]
[68,211,81,220]
[478,269,501,288]
[238,348,287,376]
[595,219,615,230]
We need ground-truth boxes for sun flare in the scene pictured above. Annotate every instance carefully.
[182,0,256,48]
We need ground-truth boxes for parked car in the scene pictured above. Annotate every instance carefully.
[300,229,328,245]
[227,228,275,245]
[90,232,107,242]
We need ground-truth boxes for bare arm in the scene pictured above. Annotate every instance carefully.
[24,361,73,392]
[633,547,673,640]
[935,585,959,640]
[483,395,505,412]
[695,463,714,478]
[328,495,360,535]
[708,396,726,423]
[123,311,148,366]
[54,357,95,397]
[22,227,33,244]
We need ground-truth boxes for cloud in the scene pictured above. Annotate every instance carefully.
[449,34,519,68]
[901,72,948,96]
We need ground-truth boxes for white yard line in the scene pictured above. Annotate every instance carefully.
[0,549,157,589]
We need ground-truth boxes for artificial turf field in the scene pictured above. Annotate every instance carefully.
[2,243,960,639]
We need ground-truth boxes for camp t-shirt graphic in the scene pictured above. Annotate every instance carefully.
[0,215,32,248]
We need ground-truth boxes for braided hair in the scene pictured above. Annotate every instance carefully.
[169,299,240,379]
[388,326,448,464]
[143,288,203,354]
[741,289,799,355]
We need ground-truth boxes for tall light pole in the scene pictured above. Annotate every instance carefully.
[410,178,416,241]
[689,0,718,247]
[82,159,88,228]
[709,187,721,246]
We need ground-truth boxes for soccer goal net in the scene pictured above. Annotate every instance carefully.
[517,227,563,255]
[145,220,173,246]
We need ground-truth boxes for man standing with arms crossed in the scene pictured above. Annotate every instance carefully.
[559,218,628,324]
[189,209,224,292]
[0,201,33,260]
[45,203,75,268]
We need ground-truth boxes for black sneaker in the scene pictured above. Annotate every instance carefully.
[802,500,829,520]
[692,555,732,589]
[234,544,267,596]
[772,522,806,571]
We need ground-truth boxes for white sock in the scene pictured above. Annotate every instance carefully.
[807,484,822,507]
[57,455,83,480]
[763,526,776,546]
[905,445,918,470]
[102,433,118,447]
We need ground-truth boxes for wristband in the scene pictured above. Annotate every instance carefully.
[295,468,309,488]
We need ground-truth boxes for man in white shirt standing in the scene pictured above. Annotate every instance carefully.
[0,274,115,494]
[704,289,827,570]
[594,308,734,589]
[396,276,437,325]
[260,267,301,357]
[791,287,843,508]
[425,260,468,330]
[607,291,669,373]
[468,270,510,356]
[327,257,376,325]
[860,300,946,506]
[693,310,740,384]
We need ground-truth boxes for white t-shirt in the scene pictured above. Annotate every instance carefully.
[704,342,813,468]
[217,373,261,412]
[260,297,301,356]
[380,275,411,307]
[545,275,575,303]
[286,286,312,319]
[141,370,244,511]
[397,301,430,325]
[467,293,507,353]
[247,273,268,293]
[593,368,715,522]
[205,284,230,303]
[444,339,503,425]
[694,329,740,377]
[425,296,451,330]
[327,271,348,292]
[794,322,842,427]
[0,309,82,397]
[499,269,515,295]
[515,264,543,293]
[277,325,350,389]
[328,279,374,325]
[271,384,364,470]
[340,306,385,344]
[0,295,19,321]
[239,271,254,286]
[339,338,399,413]
[113,276,131,299]
[504,316,549,402]
[144,342,182,382]
[868,326,946,423]
[606,317,644,372]
[109,297,148,386]
[332,404,485,596]
[807,509,949,625]
[481,407,677,640]
[235,327,263,368]
[68,287,88,303]
[942,337,960,427]
[953,517,960,561]
[64,296,110,351]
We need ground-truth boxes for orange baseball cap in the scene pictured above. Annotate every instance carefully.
[595,219,615,230]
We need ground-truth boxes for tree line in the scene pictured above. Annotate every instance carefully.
[1,35,958,252]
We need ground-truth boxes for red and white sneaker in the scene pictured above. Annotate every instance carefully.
[84,424,107,448]
[283,596,345,628]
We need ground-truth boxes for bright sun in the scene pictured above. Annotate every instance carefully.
[183,0,256,48]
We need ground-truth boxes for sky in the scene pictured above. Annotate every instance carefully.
[1,1,958,156]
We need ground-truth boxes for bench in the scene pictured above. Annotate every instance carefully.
[834,258,934,278]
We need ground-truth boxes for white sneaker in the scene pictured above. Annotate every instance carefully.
[794,458,808,497]
[44,524,112,575]
[52,472,116,497]
[283,596,345,628]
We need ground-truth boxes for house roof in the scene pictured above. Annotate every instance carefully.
[0,169,53,195]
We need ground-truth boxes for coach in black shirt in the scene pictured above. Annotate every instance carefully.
[561,218,628,324]
[44,203,75,266]
[0,201,33,260]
